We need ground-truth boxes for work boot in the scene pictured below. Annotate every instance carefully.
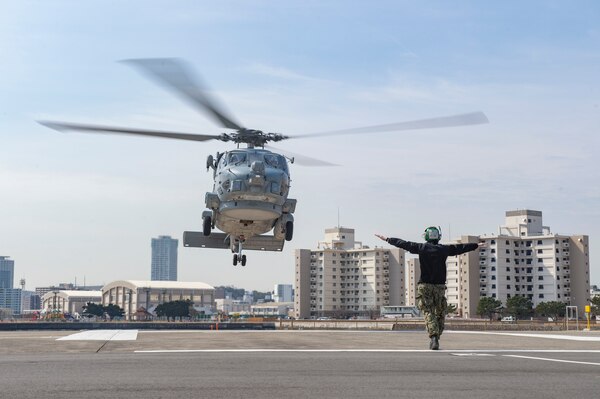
[429,336,439,350]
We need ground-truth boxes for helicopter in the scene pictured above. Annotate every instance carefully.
[39,58,488,266]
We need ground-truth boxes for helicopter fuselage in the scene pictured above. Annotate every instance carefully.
[205,148,296,241]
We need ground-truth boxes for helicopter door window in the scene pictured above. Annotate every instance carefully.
[228,152,246,164]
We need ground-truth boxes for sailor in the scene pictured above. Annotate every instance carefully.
[375,227,483,350]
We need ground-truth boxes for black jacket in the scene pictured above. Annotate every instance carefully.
[386,238,478,284]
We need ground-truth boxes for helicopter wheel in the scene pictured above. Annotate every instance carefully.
[285,221,294,241]
[203,216,212,236]
[241,255,247,266]
[233,254,238,266]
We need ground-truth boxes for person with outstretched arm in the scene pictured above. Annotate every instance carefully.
[375,226,483,350]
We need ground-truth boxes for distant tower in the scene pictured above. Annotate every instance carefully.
[0,256,15,289]
[151,236,178,281]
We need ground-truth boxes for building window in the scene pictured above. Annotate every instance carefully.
[492,284,496,289]
[539,294,544,298]
[507,285,511,289]
[538,285,544,289]
[538,276,544,280]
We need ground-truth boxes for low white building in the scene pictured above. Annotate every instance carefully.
[41,290,102,315]
[251,302,293,317]
[215,298,251,314]
[101,280,215,320]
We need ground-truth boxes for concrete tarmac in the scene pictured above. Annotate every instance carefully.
[1,329,600,398]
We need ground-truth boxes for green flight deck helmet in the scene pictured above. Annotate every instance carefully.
[423,226,441,243]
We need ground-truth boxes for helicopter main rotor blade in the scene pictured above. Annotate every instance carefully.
[289,111,489,139]
[121,58,244,131]
[266,145,338,167]
[38,121,220,142]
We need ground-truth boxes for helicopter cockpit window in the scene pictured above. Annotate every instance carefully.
[228,152,246,164]
[264,154,283,169]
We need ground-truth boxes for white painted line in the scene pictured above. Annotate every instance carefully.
[450,353,496,357]
[57,330,138,341]
[138,330,397,334]
[504,355,600,367]
[446,331,600,342]
[134,349,600,354]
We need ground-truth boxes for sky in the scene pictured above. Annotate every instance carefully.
[1,1,599,292]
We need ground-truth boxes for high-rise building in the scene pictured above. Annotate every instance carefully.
[273,284,293,302]
[0,256,15,289]
[295,227,405,319]
[405,258,421,306]
[447,210,590,317]
[0,288,22,315]
[151,236,178,281]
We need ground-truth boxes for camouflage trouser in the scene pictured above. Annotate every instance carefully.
[416,283,447,338]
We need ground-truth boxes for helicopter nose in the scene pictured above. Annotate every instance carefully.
[249,161,266,187]
[251,161,265,174]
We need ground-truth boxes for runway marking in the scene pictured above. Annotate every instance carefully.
[57,330,138,341]
[134,349,600,354]
[446,331,600,342]
[450,353,496,357]
[504,355,600,367]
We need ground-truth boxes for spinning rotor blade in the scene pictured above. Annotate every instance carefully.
[266,145,338,167]
[290,111,489,139]
[122,58,244,130]
[38,121,220,142]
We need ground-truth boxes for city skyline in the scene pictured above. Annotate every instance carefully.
[1,2,600,291]
[2,207,597,294]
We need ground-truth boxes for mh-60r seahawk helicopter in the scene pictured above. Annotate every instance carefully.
[39,58,488,266]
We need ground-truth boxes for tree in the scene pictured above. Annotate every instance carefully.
[446,303,458,315]
[104,304,124,319]
[477,297,503,321]
[591,296,600,317]
[155,300,193,321]
[506,296,533,320]
[535,301,566,323]
[253,290,273,302]
[82,302,104,317]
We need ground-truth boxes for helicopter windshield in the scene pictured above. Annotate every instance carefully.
[264,154,286,170]
[228,152,246,164]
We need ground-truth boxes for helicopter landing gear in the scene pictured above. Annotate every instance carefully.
[202,215,212,236]
[233,254,247,266]
[285,221,294,241]
[232,238,247,266]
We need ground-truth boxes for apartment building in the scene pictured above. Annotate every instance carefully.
[445,235,481,318]
[295,227,405,319]
[447,210,590,316]
[405,258,421,306]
